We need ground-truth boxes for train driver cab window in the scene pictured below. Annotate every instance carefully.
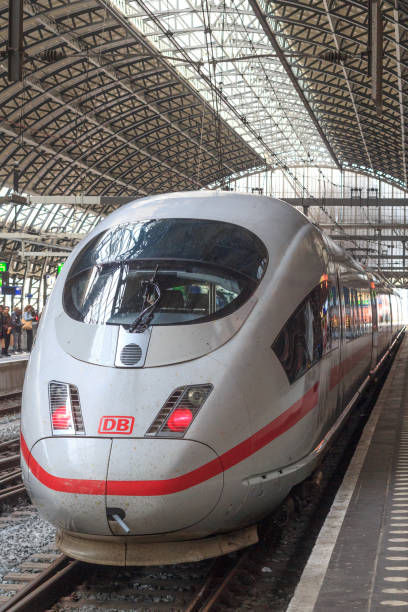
[272,279,338,384]
[63,219,268,327]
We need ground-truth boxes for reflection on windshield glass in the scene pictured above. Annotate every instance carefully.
[64,218,268,327]
[65,262,246,326]
[72,219,267,281]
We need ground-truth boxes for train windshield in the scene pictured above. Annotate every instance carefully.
[63,219,268,326]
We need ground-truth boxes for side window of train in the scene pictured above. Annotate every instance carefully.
[272,281,336,384]
[324,284,340,352]
[343,287,372,339]
[377,294,383,327]
[343,287,353,339]
[391,294,401,328]
[360,290,372,335]
[355,290,364,336]
[384,295,391,326]
[377,294,390,329]
[351,289,360,337]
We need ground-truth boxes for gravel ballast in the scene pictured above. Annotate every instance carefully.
[0,414,20,442]
[0,506,55,583]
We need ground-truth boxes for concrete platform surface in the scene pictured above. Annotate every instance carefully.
[0,354,29,395]
[288,334,408,611]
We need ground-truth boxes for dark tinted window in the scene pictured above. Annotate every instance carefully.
[326,284,340,351]
[63,219,268,327]
[360,290,372,335]
[343,287,372,339]
[70,219,267,281]
[377,293,391,329]
[272,281,337,384]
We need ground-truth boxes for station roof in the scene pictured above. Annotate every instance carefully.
[0,0,262,201]
[1,0,408,296]
[1,0,408,199]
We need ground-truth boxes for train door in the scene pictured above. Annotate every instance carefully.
[317,270,343,431]
[334,272,345,416]
[338,272,355,407]
[370,284,378,368]
[331,272,344,419]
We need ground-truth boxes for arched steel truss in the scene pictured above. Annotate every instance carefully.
[0,0,262,203]
[127,0,408,187]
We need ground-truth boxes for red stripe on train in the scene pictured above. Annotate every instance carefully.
[21,382,319,497]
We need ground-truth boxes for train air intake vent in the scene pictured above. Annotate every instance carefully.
[49,381,85,435]
[120,344,142,366]
[69,384,85,433]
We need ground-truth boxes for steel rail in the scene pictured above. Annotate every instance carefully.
[0,483,26,505]
[0,555,83,612]
[185,551,249,611]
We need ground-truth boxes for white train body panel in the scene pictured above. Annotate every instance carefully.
[21,192,403,563]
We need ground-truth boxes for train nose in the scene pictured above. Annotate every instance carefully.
[24,436,223,536]
[106,438,223,534]
[23,436,112,536]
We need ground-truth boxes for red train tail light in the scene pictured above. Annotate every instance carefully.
[51,406,73,430]
[49,381,85,435]
[167,408,193,432]
[145,384,213,438]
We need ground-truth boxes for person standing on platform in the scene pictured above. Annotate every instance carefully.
[23,305,34,352]
[11,307,22,353]
[2,306,11,357]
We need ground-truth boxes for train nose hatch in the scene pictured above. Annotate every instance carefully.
[106,439,224,535]
[26,437,112,536]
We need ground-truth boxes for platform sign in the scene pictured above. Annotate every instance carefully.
[2,286,16,296]
[15,287,21,295]
[0,262,8,272]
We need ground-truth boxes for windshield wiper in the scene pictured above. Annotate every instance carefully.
[128,265,161,333]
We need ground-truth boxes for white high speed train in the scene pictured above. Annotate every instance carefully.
[21,192,403,565]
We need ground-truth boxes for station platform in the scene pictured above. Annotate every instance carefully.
[0,353,29,395]
[288,333,408,611]
[0,352,29,364]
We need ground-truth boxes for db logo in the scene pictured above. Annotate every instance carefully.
[98,416,134,435]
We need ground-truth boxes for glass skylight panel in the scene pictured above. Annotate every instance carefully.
[114,0,333,169]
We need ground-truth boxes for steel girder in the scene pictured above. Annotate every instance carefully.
[250,0,408,186]
[124,0,335,167]
[0,0,262,200]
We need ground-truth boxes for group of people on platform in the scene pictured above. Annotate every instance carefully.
[0,304,37,356]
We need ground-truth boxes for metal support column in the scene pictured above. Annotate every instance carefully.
[7,0,24,82]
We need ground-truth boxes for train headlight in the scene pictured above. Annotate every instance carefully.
[187,388,206,407]
[48,381,85,435]
[145,384,213,438]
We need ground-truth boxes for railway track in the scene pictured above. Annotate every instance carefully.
[0,548,249,611]
[0,392,22,418]
[0,438,25,506]
[0,438,20,471]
